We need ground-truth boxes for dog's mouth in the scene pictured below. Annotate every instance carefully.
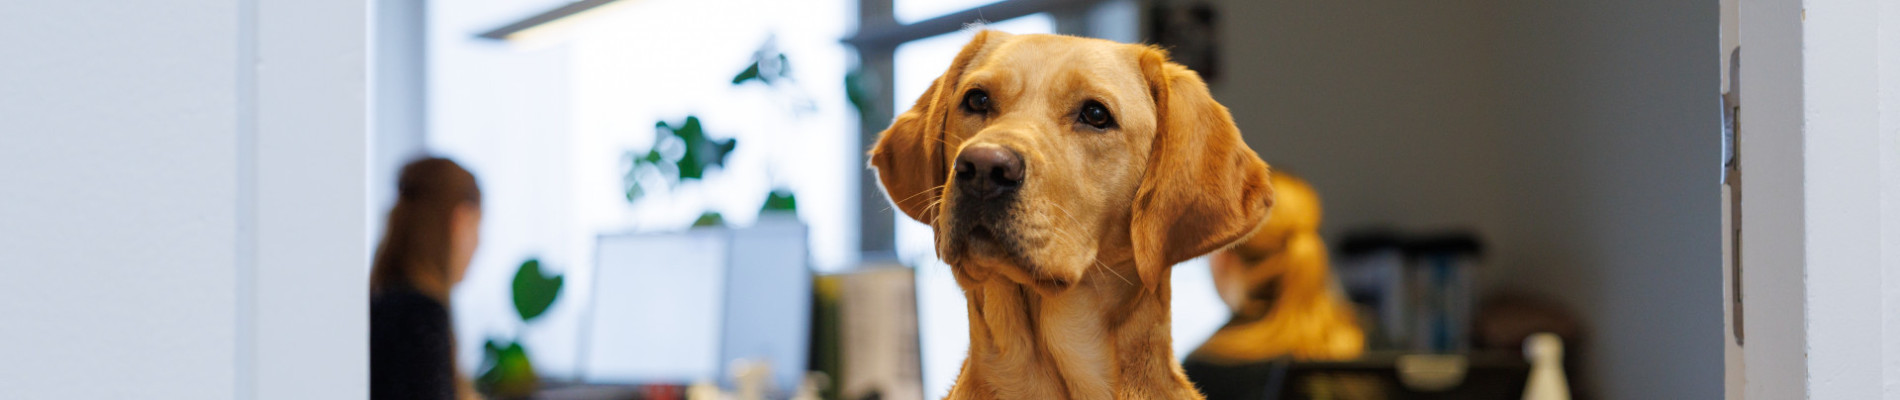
[938,190,1080,291]
[950,221,1019,265]
[944,220,1074,291]
[969,224,999,245]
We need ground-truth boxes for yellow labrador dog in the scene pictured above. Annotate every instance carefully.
[871,31,1274,400]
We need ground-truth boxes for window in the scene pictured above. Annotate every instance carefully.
[429,0,858,379]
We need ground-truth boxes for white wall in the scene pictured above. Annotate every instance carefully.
[0,0,366,398]
[1881,0,1900,395]
[1737,0,1900,397]
[253,0,369,398]
[1801,0,1886,395]
[1212,1,1721,398]
[0,2,243,397]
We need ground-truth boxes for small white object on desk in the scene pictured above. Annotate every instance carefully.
[790,371,829,400]
[732,360,773,400]
[1522,332,1570,400]
[687,381,725,400]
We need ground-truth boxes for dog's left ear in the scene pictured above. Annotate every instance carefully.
[870,30,1004,225]
[1131,47,1275,292]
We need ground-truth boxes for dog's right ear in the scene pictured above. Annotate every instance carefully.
[870,30,1003,224]
[1129,46,1275,293]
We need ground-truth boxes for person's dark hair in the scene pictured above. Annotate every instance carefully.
[370,157,481,303]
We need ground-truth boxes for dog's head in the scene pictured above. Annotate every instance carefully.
[872,32,1272,293]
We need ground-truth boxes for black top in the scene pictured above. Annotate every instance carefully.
[1183,358,1288,400]
[371,288,457,400]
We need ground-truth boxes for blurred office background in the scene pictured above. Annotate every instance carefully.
[368,1,1722,399]
[3,0,1735,399]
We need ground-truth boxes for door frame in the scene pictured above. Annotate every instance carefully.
[1736,0,1899,397]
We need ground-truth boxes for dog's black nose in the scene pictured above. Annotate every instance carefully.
[955,144,1024,199]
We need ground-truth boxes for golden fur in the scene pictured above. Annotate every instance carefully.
[870,31,1274,400]
[1189,171,1365,365]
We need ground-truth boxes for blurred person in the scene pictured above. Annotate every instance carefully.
[1184,171,1364,399]
[369,157,484,400]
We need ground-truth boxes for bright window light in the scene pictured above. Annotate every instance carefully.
[894,0,1009,25]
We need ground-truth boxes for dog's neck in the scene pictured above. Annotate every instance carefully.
[946,260,1204,400]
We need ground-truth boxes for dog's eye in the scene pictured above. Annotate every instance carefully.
[1079,100,1115,129]
[962,89,991,114]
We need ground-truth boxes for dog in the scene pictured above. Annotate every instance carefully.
[1188,171,1364,365]
[870,31,1273,400]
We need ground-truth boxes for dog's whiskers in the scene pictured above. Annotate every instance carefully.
[884,185,949,217]
[1048,204,1132,286]
[893,183,948,206]
[1048,203,1090,233]
[1032,220,1105,290]
[921,197,946,217]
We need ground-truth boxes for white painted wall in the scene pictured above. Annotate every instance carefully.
[1212,1,1721,398]
[1770,0,1900,396]
[0,0,367,398]
[253,0,369,398]
[0,2,243,397]
[1802,0,1885,395]
[1882,0,1900,396]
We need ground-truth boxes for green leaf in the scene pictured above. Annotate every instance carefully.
[475,340,539,397]
[658,116,736,181]
[692,212,725,228]
[626,114,736,204]
[511,258,564,322]
[733,61,763,85]
[845,69,873,120]
[734,39,790,86]
[762,189,797,212]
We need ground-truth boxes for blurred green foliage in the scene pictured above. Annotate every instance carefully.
[693,211,727,228]
[733,52,790,86]
[510,258,564,322]
[624,116,737,202]
[477,339,538,398]
[623,37,814,218]
[845,68,873,121]
[762,189,797,212]
[477,258,564,398]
